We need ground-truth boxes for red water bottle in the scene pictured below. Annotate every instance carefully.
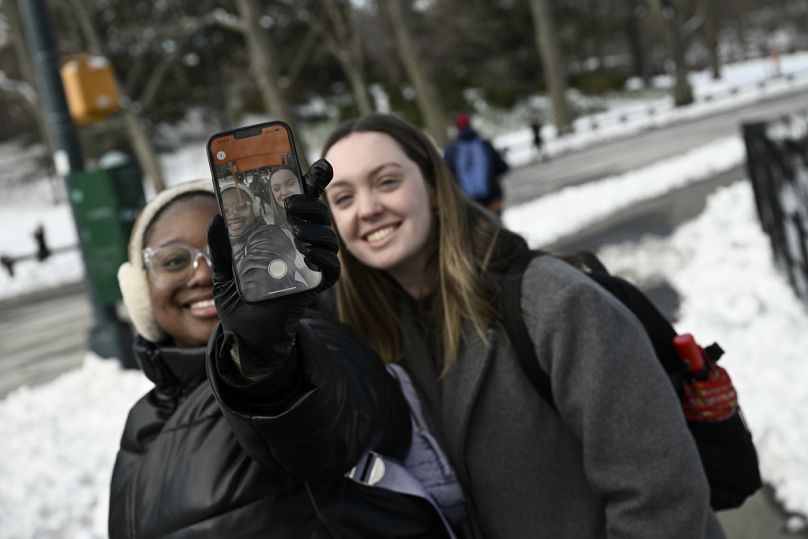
[673,333,737,421]
[673,333,705,373]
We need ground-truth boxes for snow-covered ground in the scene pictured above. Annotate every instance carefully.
[2,51,808,537]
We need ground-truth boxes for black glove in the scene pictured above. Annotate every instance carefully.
[284,159,340,291]
[207,160,339,377]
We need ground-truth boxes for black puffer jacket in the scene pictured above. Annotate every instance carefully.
[109,318,443,538]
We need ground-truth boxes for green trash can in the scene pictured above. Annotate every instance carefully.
[69,155,145,305]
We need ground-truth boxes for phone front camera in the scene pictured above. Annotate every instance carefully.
[216,151,226,160]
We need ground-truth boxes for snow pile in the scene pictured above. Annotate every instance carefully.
[502,136,745,247]
[598,182,808,519]
[0,356,150,538]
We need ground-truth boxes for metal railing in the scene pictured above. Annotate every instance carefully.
[0,225,77,277]
[743,111,808,309]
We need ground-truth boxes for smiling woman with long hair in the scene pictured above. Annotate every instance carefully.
[321,113,726,539]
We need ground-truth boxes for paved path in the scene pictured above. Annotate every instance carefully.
[0,282,91,397]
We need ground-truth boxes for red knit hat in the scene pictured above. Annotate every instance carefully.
[454,113,470,129]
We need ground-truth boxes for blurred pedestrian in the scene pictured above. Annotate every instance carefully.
[322,112,727,539]
[443,113,509,215]
[529,117,546,161]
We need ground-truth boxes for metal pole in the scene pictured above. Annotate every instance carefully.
[18,0,133,363]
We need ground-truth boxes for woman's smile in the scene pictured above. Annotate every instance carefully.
[363,223,399,245]
[184,297,217,318]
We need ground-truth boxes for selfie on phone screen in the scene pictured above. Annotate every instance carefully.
[208,123,321,302]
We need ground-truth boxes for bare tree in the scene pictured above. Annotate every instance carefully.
[378,0,449,147]
[65,0,169,191]
[317,0,373,115]
[528,0,574,134]
[225,0,309,163]
[701,0,721,79]
[625,0,650,87]
[2,0,51,149]
[656,0,693,106]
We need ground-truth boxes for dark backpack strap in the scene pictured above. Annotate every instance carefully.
[501,250,557,412]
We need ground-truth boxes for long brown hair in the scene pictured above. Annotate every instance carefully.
[322,113,526,376]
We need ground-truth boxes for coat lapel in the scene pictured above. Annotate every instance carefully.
[398,301,498,482]
[442,323,498,475]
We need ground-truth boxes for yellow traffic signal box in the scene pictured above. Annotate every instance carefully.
[61,55,120,123]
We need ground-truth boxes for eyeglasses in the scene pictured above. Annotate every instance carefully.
[223,201,253,216]
[142,243,212,289]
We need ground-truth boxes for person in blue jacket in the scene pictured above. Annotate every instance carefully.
[443,113,509,215]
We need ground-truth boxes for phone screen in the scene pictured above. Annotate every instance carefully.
[207,122,321,302]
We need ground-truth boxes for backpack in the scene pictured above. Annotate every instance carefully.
[452,139,492,200]
[500,249,762,511]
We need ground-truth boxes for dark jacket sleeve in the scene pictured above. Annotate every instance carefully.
[523,257,720,538]
[206,318,413,482]
[443,142,458,179]
[108,389,173,539]
[486,140,509,178]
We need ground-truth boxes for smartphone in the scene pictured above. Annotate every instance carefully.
[207,121,322,302]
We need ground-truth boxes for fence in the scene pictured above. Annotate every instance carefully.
[743,112,808,309]
[0,225,77,277]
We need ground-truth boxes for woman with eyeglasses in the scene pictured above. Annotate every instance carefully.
[110,177,453,537]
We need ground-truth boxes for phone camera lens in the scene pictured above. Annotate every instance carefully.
[216,151,226,160]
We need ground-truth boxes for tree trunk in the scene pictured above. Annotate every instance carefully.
[232,0,309,164]
[379,0,449,147]
[625,0,649,87]
[734,18,748,62]
[659,0,693,106]
[68,0,168,191]
[528,0,574,134]
[345,65,373,116]
[123,112,166,192]
[4,0,52,153]
[702,0,720,79]
[321,0,373,116]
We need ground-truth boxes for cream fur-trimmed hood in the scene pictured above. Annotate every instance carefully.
[118,180,214,343]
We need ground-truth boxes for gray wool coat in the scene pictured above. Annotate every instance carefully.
[399,256,726,539]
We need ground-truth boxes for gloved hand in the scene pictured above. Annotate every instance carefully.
[208,159,339,378]
[284,159,340,290]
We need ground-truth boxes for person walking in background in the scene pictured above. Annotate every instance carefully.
[529,116,546,161]
[443,113,509,215]
[321,113,726,539]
